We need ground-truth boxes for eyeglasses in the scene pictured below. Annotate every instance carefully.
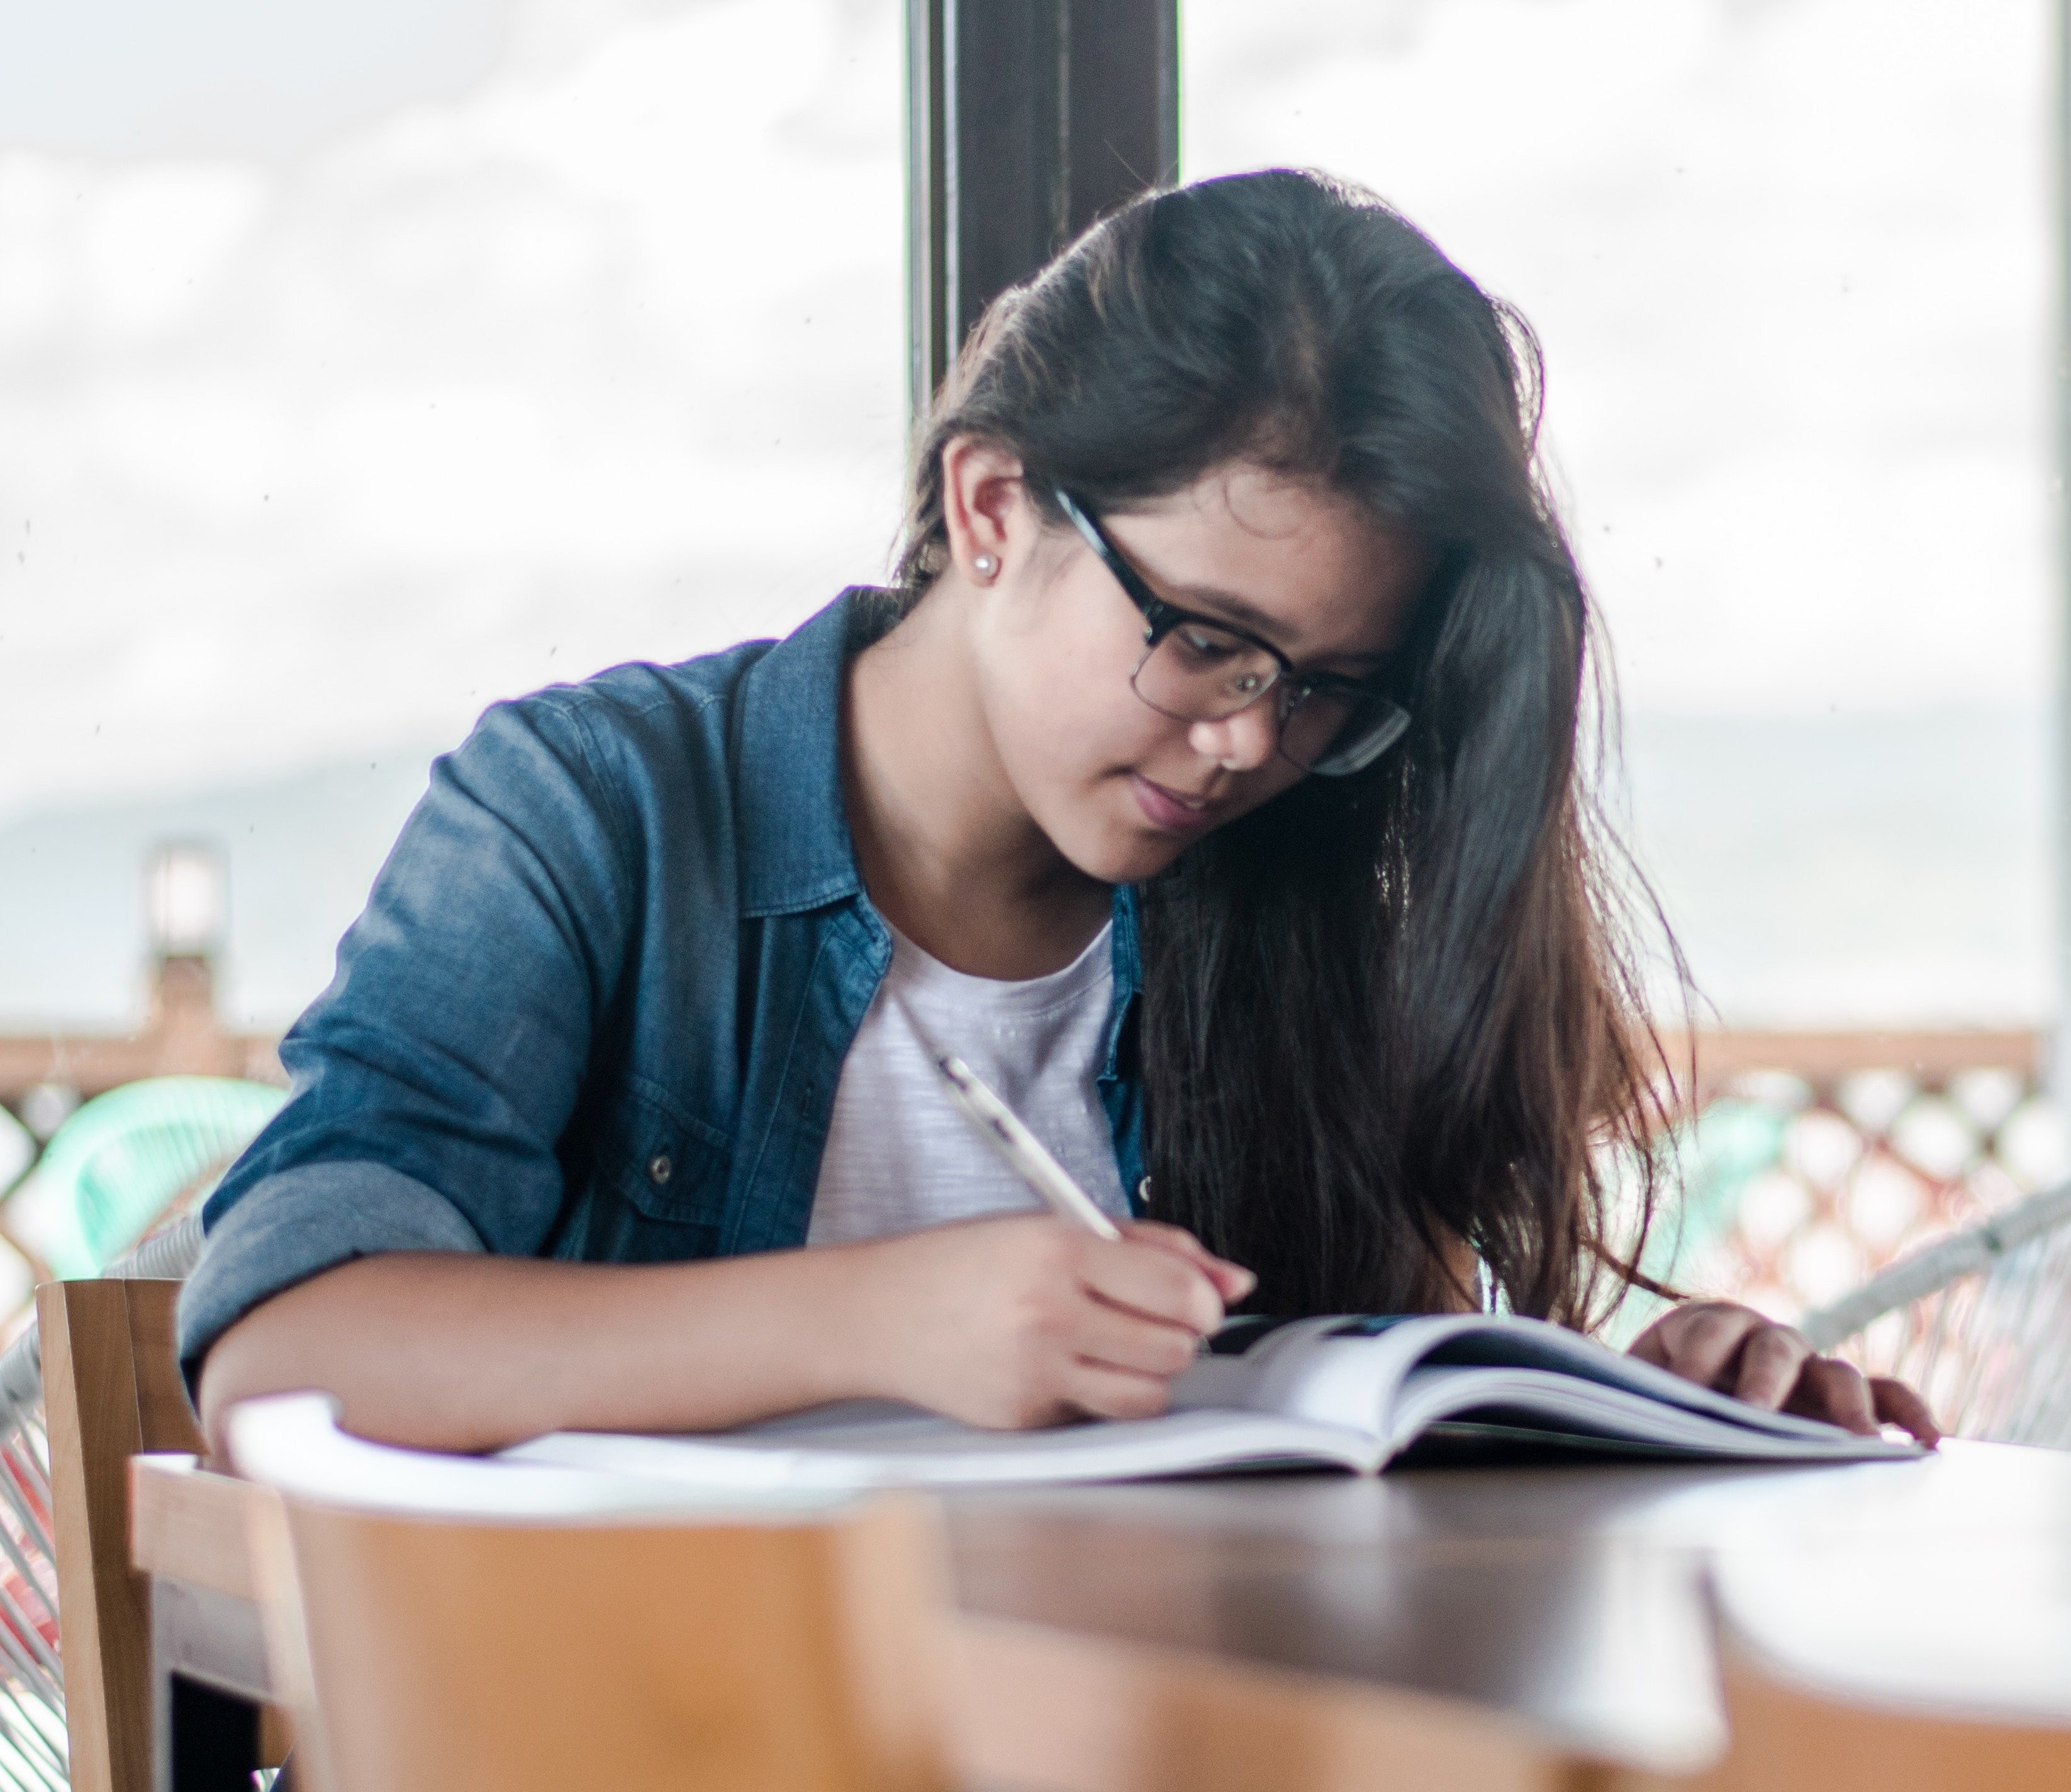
[1052,488,1412,777]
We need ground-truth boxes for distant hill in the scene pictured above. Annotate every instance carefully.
[0,752,437,1032]
[1621,704,2048,1028]
[0,703,2050,1038]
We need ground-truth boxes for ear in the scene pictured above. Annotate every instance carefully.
[940,435,1029,583]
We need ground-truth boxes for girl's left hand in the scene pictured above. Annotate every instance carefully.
[1627,1299,1941,1445]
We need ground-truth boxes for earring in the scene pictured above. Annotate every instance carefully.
[973,554,997,578]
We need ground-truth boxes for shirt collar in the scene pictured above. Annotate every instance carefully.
[734,591,1148,996]
[1102,882,1143,1079]
[735,588,883,918]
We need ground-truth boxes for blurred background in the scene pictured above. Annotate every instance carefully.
[0,0,2059,1337]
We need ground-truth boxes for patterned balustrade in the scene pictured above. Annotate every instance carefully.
[1638,1030,2068,1346]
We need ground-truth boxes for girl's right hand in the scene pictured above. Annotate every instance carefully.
[847,1215,1254,1430]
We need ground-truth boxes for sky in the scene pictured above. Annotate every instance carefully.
[0,0,907,821]
[0,0,508,157]
[1185,0,2055,717]
[0,0,2057,1030]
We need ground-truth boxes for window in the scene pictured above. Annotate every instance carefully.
[0,0,905,1030]
[1186,0,2053,1029]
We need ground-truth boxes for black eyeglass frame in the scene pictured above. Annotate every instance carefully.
[1050,486,1411,777]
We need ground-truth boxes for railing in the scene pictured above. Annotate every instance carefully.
[7,1021,2058,1330]
[1651,1029,2063,1324]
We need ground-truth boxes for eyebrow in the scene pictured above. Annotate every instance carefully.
[1077,491,1396,674]
[1163,580,1395,674]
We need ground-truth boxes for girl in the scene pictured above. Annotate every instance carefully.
[188,169,1936,1452]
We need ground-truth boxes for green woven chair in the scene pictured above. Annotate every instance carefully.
[12,1077,282,1281]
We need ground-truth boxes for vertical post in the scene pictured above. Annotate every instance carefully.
[905,0,1179,424]
[42,1279,213,1792]
[904,0,948,433]
[42,1281,158,1792]
[2057,0,2071,1106]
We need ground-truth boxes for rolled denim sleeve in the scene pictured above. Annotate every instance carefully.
[179,689,636,1379]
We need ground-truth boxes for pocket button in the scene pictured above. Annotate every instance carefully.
[647,1153,674,1187]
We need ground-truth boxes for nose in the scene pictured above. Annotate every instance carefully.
[1186,696,1280,772]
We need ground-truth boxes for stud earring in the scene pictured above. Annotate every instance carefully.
[973,554,997,578]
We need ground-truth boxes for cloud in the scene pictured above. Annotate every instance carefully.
[0,0,2051,836]
[0,0,2052,1027]
[0,0,906,821]
[1185,0,2051,716]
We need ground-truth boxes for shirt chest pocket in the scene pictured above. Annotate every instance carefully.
[594,1087,734,1233]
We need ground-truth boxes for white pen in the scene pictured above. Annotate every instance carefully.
[932,1052,1124,1240]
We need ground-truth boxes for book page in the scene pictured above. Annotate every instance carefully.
[1172,1312,1482,1434]
[1176,1311,1919,1462]
[1386,1366,1917,1462]
[505,1405,1380,1489]
[1395,1319,1920,1440]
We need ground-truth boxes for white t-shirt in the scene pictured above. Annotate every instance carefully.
[805,920,1131,1245]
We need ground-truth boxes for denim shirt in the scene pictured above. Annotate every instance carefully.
[177,591,1146,1376]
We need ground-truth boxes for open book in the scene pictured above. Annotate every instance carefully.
[501,1312,1921,1491]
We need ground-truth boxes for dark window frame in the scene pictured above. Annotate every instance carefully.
[905,0,1178,425]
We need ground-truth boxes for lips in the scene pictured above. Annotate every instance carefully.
[1130,774,1224,834]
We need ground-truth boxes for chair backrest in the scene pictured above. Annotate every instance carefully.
[1645,1635,2071,1792]
[38,1277,205,1792]
[1617,1547,2071,1792]
[244,1483,958,1792]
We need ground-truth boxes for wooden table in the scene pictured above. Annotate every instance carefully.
[942,1442,2071,1787]
[130,1441,2071,1791]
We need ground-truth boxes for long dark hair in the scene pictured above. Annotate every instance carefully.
[896,169,1679,1328]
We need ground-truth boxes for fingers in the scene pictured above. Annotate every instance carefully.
[1630,1301,1941,1445]
[1733,1323,1814,1411]
[1782,1354,1878,1435]
[1121,1220,1257,1306]
[1069,1294,1206,1380]
[1078,1233,1227,1337]
[1638,1302,1767,1392]
[1059,1358,1176,1422]
[1625,1315,1675,1369]
[1870,1376,1943,1446]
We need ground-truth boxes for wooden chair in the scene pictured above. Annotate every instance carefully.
[234,1449,958,1792]
[952,1611,1596,1792]
[39,1277,287,1791]
[1712,1642,2071,1790]
[224,1393,1605,1792]
[1606,1637,2071,1791]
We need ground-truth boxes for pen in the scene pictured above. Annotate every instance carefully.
[932,1052,1125,1240]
